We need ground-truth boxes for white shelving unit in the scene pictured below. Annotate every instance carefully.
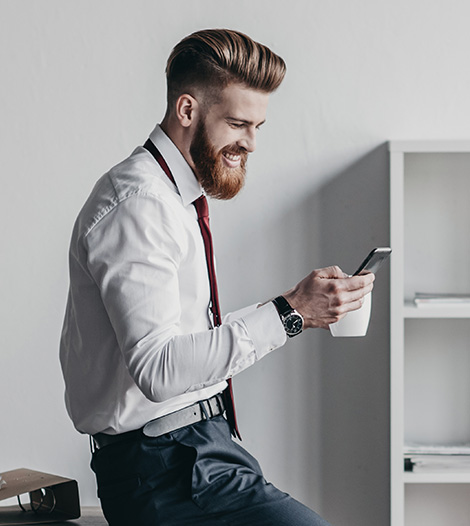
[390,141,470,526]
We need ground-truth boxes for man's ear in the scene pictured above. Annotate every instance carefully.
[175,94,199,128]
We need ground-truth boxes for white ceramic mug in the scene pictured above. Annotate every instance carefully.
[329,292,372,337]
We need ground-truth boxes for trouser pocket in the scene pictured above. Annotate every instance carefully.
[173,416,280,514]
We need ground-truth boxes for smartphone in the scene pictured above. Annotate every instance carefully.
[353,247,392,276]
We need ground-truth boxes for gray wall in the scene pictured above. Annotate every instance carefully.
[1,1,470,525]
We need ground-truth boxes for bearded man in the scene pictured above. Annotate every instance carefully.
[60,29,373,526]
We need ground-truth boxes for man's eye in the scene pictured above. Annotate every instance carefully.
[229,122,243,128]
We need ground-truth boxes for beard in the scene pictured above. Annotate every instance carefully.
[189,119,248,200]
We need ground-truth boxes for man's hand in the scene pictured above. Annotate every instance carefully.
[283,266,375,330]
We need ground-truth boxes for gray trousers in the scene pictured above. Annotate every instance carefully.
[91,415,331,525]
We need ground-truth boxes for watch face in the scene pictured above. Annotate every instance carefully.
[284,313,303,336]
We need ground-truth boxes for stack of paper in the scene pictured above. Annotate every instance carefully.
[414,293,470,307]
[404,444,470,472]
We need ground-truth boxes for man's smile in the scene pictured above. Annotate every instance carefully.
[222,151,242,168]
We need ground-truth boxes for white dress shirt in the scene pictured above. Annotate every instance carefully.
[60,125,286,435]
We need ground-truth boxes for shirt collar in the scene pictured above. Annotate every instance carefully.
[148,124,203,207]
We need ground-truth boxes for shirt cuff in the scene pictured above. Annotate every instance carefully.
[222,303,259,324]
[241,301,287,360]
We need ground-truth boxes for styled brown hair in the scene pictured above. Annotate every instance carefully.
[166,29,286,108]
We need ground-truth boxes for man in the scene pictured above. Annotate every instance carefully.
[60,29,374,525]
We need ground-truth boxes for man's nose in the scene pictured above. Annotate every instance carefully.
[237,129,257,153]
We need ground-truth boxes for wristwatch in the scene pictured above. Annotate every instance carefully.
[272,296,304,338]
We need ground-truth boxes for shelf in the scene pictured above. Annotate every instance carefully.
[404,472,470,484]
[389,140,470,153]
[404,302,470,318]
[390,141,470,525]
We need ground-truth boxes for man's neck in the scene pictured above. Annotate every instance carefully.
[159,117,196,173]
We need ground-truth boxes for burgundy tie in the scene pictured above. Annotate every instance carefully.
[192,196,221,327]
[144,139,241,439]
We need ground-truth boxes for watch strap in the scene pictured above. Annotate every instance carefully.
[272,295,294,316]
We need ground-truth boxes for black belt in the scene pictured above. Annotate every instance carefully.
[92,393,226,450]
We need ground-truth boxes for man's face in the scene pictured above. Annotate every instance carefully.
[190,83,270,200]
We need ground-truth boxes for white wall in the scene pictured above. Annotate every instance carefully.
[1,1,470,524]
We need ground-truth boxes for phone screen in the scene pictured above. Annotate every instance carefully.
[353,247,391,276]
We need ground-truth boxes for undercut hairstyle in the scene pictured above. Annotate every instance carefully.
[165,29,286,109]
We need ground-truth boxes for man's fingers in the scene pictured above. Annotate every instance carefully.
[341,273,375,291]
[345,296,368,313]
[287,265,375,330]
[315,265,348,279]
[325,280,373,318]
